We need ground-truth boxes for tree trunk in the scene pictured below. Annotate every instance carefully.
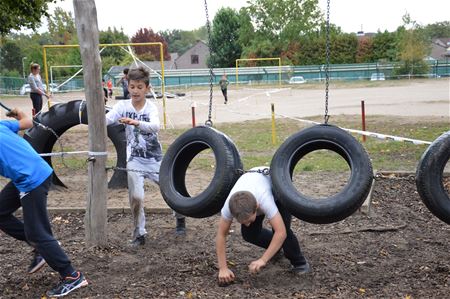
[73,0,108,247]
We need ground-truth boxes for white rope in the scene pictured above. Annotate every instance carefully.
[39,151,108,157]
[119,46,162,81]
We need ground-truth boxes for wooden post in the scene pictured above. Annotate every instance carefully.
[271,103,276,145]
[361,100,366,142]
[73,0,108,247]
[191,101,196,127]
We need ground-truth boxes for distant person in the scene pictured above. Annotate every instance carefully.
[0,108,88,297]
[28,63,49,115]
[107,78,113,98]
[117,68,130,99]
[219,74,229,104]
[106,67,187,247]
[102,79,108,104]
[215,166,310,285]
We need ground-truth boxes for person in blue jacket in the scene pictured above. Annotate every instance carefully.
[0,108,88,297]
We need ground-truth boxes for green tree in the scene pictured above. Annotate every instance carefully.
[0,0,55,36]
[210,7,242,67]
[356,37,374,63]
[246,0,322,43]
[99,27,129,64]
[0,40,23,74]
[372,30,398,62]
[47,7,77,45]
[422,21,450,40]
[395,14,430,76]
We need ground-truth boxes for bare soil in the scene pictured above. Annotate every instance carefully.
[1,178,450,298]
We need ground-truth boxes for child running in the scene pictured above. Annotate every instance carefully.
[106,67,186,247]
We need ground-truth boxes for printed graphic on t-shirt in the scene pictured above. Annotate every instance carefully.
[125,112,162,161]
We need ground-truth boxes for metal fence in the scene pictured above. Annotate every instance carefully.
[1,60,449,94]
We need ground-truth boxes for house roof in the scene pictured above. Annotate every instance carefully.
[430,38,450,60]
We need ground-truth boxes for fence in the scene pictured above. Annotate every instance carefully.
[1,60,449,94]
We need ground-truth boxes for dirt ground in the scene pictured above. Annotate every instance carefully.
[1,178,450,298]
[0,80,449,298]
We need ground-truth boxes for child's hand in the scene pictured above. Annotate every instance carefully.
[218,268,235,286]
[119,117,139,126]
[248,258,266,274]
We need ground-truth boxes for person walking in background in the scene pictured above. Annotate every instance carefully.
[117,68,130,99]
[28,63,49,115]
[219,74,229,104]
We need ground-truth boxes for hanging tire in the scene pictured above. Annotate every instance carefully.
[270,124,373,224]
[416,131,450,224]
[23,100,127,189]
[159,126,242,218]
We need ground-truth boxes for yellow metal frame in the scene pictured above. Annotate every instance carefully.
[42,42,167,128]
[235,57,281,86]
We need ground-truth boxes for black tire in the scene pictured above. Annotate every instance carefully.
[159,126,242,218]
[270,124,373,224]
[416,131,450,224]
[23,100,127,189]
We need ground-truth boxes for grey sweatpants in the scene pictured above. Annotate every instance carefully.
[127,158,184,238]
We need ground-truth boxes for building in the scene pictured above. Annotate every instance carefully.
[174,40,210,69]
[429,38,450,61]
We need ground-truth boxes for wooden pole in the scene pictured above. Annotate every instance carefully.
[191,101,196,127]
[73,0,108,247]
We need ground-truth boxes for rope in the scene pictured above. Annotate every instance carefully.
[38,151,107,157]
[204,0,214,127]
[106,166,159,175]
[324,0,331,124]
[236,168,270,176]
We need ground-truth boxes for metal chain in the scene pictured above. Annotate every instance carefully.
[32,119,68,167]
[236,168,270,176]
[106,166,159,175]
[374,173,415,182]
[204,0,214,127]
[324,0,331,124]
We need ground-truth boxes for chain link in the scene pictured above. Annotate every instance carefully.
[374,173,415,181]
[324,0,331,124]
[106,166,159,176]
[204,0,214,127]
[236,168,270,176]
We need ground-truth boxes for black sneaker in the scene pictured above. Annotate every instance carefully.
[130,235,145,247]
[28,251,46,274]
[46,271,88,297]
[292,261,311,274]
[176,218,186,235]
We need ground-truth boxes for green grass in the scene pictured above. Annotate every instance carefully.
[50,115,449,173]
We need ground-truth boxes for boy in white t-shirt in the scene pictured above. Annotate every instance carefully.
[216,167,309,285]
[106,67,186,247]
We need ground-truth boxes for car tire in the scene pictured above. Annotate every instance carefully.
[159,126,242,218]
[416,131,450,224]
[270,124,373,224]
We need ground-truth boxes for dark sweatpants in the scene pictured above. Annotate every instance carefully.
[221,88,228,102]
[0,175,74,277]
[241,200,306,266]
[30,92,43,114]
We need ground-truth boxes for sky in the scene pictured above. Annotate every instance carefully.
[47,0,449,36]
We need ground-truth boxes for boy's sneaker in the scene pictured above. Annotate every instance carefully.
[28,251,46,274]
[292,261,311,274]
[129,235,145,247]
[46,271,88,297]
[175,218,186,235]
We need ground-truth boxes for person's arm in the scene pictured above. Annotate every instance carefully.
[7,109,33,130]
[248,212,286,274]
[105,103,122,126]
[134,104,160,133]
[216,216,235,284]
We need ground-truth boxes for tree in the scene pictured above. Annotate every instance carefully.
[395,14,430,76]
[0,0,55,36]
[99,27,129,66]
[131,28,170,61]
[372,30,398,62]
[0,40,23,73]
[47,7,77,45]
[356,37,374,63]
[246,0,322,43]
[210,8,242,68]
[423,21,450,40]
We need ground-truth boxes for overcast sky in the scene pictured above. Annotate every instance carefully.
[48,0,449,36]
